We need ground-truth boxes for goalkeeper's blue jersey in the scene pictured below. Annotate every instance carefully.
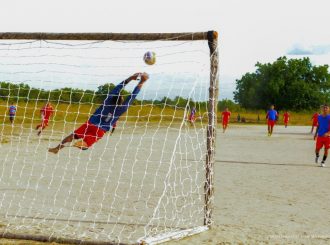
[88,81,141,132]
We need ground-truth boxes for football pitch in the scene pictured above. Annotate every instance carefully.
[1,124,330,244]
[0,122,206,244]
[173,125,330,244]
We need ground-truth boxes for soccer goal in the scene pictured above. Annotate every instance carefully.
[0,31,218,244]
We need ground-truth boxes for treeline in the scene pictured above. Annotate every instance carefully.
[234,57,330,110]
[0,81,269,113]
[0,81,210,111]
[0,82,129,104]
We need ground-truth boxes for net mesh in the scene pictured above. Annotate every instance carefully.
[0,38,212,243]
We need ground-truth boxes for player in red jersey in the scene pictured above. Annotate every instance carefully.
[283,111,290,128]
[188,107,197,126]
[311,112,319,134]
[221,107,231,133]
[36,102,54,136]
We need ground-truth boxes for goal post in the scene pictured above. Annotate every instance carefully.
[205,30,218,227]
[0,31,219,244]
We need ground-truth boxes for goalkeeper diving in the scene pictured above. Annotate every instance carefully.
[48,72,149,154]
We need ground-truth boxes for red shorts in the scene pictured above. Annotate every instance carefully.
[74,121,106,147]
[312,121,318,127]
[284,120,289,124]
[42,118,49,126]
[268,120,275,127]
[222,120,229,126]
[316,136,330,151]
[189,115,195,122]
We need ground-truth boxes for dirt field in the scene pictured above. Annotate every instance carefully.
[169,125,330,245]
[0,121,206,244]
[1,124,330,244]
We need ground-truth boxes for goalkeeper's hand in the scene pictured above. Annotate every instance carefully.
[131,72,149,82]
[139,72,149,83]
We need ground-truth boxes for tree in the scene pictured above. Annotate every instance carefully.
[234,57,330,110]
[217,99,240,112]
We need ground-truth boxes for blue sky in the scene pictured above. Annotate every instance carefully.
[288,45,330,56]
[0,0,329,101]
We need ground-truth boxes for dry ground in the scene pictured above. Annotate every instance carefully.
[1,125,330,244]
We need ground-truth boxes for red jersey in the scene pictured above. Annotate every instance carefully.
[222,111,231,122]
[312,113,319,124]
[283,112,290,122]
[41,104,54,120]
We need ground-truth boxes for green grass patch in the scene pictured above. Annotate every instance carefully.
[0,101,317,128]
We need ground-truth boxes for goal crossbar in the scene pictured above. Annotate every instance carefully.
[0,32,212,41]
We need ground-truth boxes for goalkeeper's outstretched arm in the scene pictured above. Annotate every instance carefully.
[103,73,144,105]
[113,73,149,118]
[48,72,149,154]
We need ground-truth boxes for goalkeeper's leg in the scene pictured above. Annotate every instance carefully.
[48,134,74,154]
[48,121,103,154]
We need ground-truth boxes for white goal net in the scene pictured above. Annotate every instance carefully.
[0,34,216,244]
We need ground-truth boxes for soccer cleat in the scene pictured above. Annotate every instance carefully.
[321,161,325,167]
[315,156,319,163]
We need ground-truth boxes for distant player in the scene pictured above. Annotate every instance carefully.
[221,107,231,133]
[314,105,330,167]
[8,104,17,124]
[283,111,290,128]
[266,105,278,136]
[311,112,319,134]
[36,102,54,136]
[48,72,149,154]
[188,107,196,126]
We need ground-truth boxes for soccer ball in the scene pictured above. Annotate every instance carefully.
[143,51,156,65]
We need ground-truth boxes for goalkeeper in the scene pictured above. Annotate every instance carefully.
[49,72,148,154]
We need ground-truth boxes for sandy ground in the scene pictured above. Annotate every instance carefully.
[0,121,206,244]
[1,124,330,244]
[168,125,330,245]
